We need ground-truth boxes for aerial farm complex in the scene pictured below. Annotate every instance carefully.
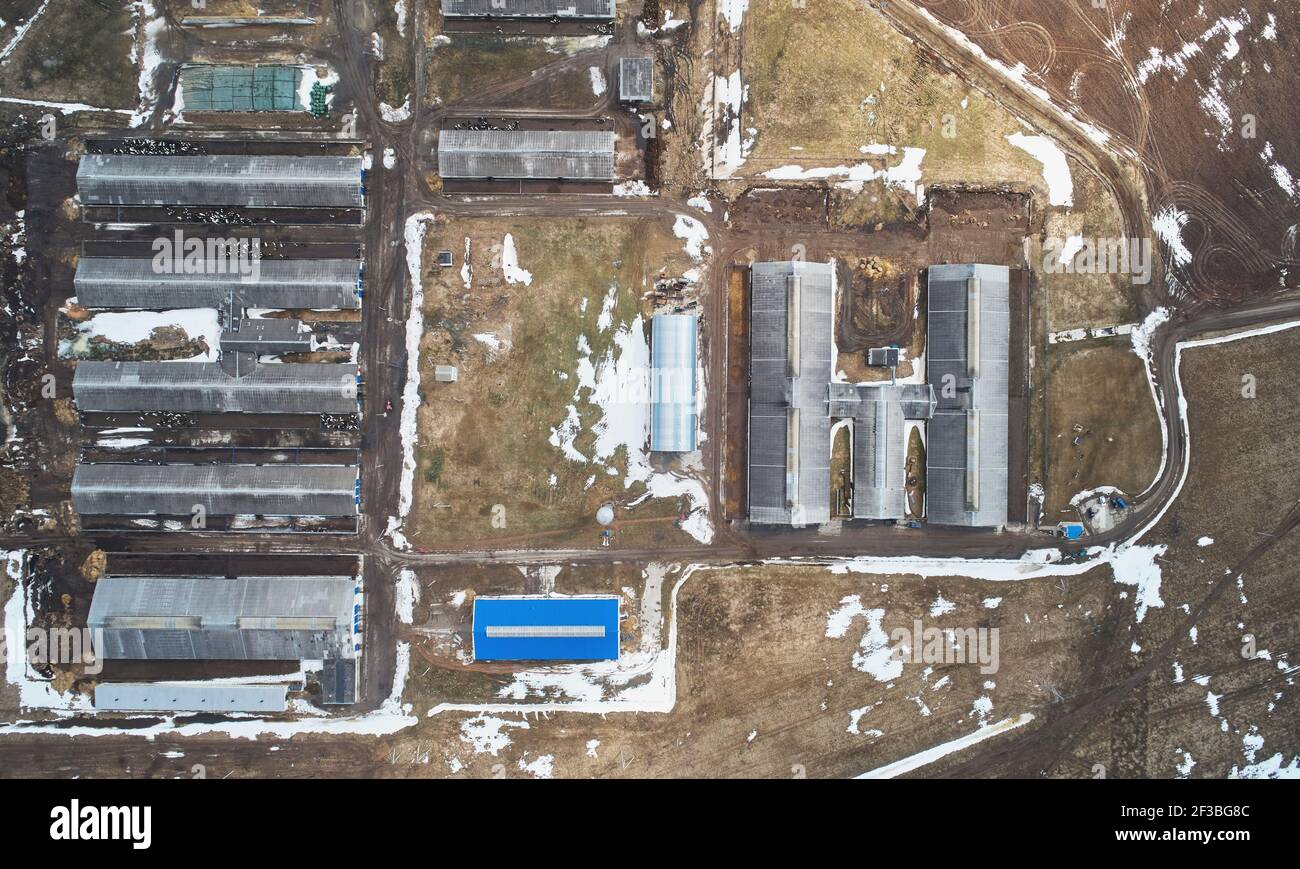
[0,0,1296,788]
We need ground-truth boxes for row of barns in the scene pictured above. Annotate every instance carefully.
[84,578,621,712]
[70,151,368,526]
[747,261,1011,528]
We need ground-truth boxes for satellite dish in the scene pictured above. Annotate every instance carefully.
[596,504,615,526]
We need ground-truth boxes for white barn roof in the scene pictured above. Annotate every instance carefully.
[77,154,365,209]
[650,314,698,453]
[72,464,359,517]
[438,130,616,181]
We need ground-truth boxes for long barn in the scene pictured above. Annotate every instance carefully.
[88,575,357,662]
[73,360,359,415]
[74,257,362,310]
[925,263,1011,528]
[437,130,616,182]
[77,154,365,209]
[71,464,359,517]
[439,0,616,19]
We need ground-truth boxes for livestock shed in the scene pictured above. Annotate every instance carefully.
[440,0,616,19]
[93,683,290,713]
[619,57,654,102]
[437,130,616,181]
[76,155,365,209]
[473,596,620,662]
[650,313,698,453]
[73,360,358,414]
[925,264,1011,528]
[73,257,363,310]
[178,65,304,112]
[828,383,935,521]
[71,464,359,517]
[219,319,312,355]
[747,261,835,526]
[88,575,357,661]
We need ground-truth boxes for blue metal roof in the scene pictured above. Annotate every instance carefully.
[473,597,620,661]
[650,314,698,453]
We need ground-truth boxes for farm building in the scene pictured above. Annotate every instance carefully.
[650,313,698,453]
[87,575,357,662]
[94,683,290,713]
[925,263,1011,527]
[437,130,616,182]
[619,57,653,102]
[439,0,616,19]
[219,319,313,355]
[178,65,304,112]
[747,261,835,526]
[829,383,935,520]
[74,257,362,311]
[76,155,365,209]
[472,596,620,662]
[71,464,359,517]
[73,360,358,414]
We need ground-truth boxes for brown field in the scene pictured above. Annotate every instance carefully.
[405,214,710,549]
[1040,342,1162,518]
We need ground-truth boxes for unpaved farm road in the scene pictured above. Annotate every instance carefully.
[3,1,1300,775]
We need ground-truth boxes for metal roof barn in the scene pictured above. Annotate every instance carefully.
[620,57,653,102]
[748,261,835,526]
[650,313,698,453]
[473,597,620,661]
[219,318,312,355]
[73,360,358,414]
[76,155,365,209]
[440,0,616,18]
[88,575,357,661]
[94,682,289,712]
[437,130,616,181]
[925,264,1010,528]
[827,383,934,521]
[71,464,359,517]
[74,257,362,310]
[179,65,304,112]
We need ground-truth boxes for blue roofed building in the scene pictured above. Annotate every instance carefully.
[472,596,620,662]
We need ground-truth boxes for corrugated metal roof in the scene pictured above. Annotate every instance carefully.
[88,575,357,661]
[72,464,359,517]
[320,657,357,705]
[473,596,620,661]
[74,257,361,310]
[77,155,365,208]
[74,359,357,414]
[440,0,616,18]
[437,130,615,181]
[650,314,697,453]
[220,319,312,354]
[925,264,1010,527]
[94,682,290,712]
[619,57,653,102]
[748,261,834,526]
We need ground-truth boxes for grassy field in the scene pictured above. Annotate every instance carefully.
[426,34,607,108]
[1041,342,1162,518]
[0,0,137,108]
[740,0,1051,191]
[1039,169,1143,332]
[407,215,708,548]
